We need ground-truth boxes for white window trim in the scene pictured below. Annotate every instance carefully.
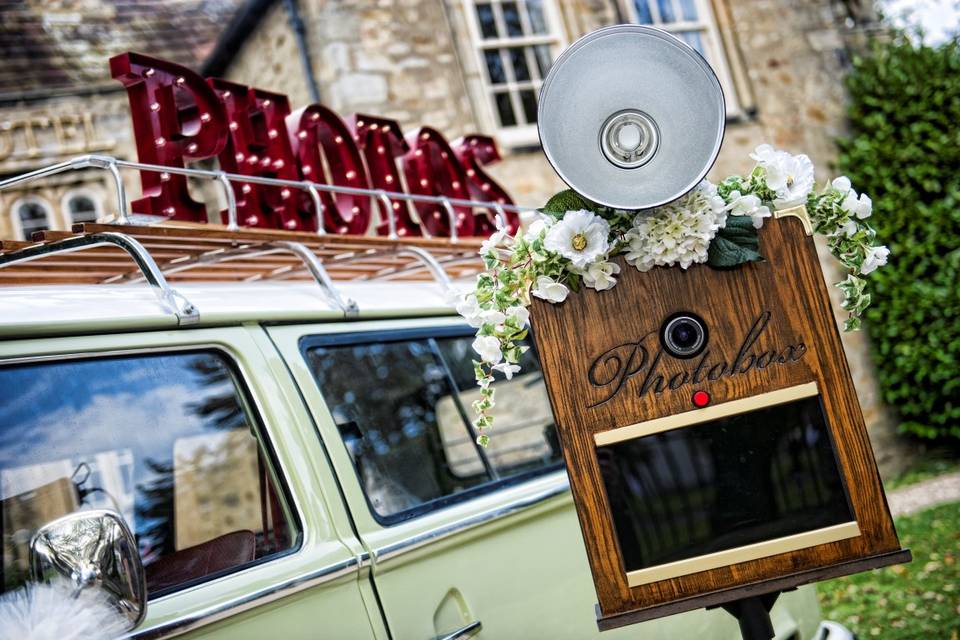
[624,0,741,116]
[461,0,568,148]
[9,195,53,241]
[61,188,103,225]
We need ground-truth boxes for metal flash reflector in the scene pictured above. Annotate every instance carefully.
[538,25,726,210]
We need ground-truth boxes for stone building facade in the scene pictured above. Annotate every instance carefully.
[0,0,907,474]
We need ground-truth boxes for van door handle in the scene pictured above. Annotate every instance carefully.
[434,620,482,640]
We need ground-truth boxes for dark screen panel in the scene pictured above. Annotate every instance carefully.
[597,395,852,573]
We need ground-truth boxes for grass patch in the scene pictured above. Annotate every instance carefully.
[817,501,960,639]
[885,445,960,491]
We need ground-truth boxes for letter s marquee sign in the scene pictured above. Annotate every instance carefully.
[109,52,520,237]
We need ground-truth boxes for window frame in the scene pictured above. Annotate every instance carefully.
[461,0,568,148]
[623,0,742,115]
[299,324,564,526]
[9,195,54,241]
[0,344,305,600]
[61,188,103,226]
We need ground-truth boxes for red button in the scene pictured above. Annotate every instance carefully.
[692,391,710,408]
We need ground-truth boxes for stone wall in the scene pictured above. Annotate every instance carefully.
[0,92,137,239]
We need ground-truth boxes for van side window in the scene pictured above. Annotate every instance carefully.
[304,330,561,522]
[0,352,295,596]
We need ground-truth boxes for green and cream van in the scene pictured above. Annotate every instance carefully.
[0,251,850,639]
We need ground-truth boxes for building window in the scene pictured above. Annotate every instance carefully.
[465,0,565,147]
[62,189,102,225]
[10,197,52,241]
[626,0,741,114]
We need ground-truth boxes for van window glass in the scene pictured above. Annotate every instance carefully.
[305,330,561,522]
[0,352,295,596]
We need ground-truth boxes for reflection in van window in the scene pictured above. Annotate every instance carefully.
[305,331,561,521]
[0,352,294,596]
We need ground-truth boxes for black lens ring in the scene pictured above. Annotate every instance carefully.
[660,312,708,359]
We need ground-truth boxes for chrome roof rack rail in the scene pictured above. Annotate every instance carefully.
[105,240,359,316]
[0,232,199,325]
[0,154,535,235]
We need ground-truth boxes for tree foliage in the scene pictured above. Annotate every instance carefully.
[838,37,960,438]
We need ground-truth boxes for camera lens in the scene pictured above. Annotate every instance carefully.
[661,313,708,359]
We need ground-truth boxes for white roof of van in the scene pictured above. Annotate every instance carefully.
[0,280,462,338]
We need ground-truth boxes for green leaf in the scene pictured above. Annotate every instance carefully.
[707,216,763,267]
[541,189,604,216]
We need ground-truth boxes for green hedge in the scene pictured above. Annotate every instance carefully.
[837,37,960,439]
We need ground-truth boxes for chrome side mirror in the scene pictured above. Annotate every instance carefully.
[30,509,147,631]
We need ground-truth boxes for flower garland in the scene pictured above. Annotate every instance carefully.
[457,145,889,445]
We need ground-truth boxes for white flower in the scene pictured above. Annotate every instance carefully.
[861,245,889,275]
[543,209,610,269]
[832,176,852,192]
[455,293,484,327]
[726,190,772,229]
[624,181,727,272]
[840,220,859,237]
[505,305,529,327]
[480,227,508,255]
[532,275,569,303]
[492,362,522,380]
[523,216,551,241]
[843,191,872,219]
[479,308,506,327]
[751,144,815,207]
[472,335,503,364]
[580,260,621,291]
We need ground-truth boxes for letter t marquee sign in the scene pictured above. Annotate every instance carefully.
[529,213,909,630]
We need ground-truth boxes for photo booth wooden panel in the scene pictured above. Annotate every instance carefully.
[529,212,909,628]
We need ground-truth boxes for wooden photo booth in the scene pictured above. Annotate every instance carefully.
[530,208,910,629]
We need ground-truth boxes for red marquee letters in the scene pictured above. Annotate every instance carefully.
[110,52,514,237]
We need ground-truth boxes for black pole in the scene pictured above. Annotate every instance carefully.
[718,593,780,640]
[283,0,322,104]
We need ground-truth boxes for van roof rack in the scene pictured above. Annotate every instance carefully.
[0,155,528,324]
[0,223,485,324]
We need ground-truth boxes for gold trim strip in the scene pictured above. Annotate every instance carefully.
[774,204,814,236]
[626,521,861,587]
[594,382,819,447]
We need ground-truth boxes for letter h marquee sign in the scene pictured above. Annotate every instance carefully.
[109,52,519,237]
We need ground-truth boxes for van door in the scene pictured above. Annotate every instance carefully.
[0,328,379,639]
[269,318,822,640]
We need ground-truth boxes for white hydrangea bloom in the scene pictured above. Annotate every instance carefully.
[624,181,727,272]
[726,190,772,229]
[531,275,569,303]
[579,260,621,291]
[472,335,503,364]
[751,144,815,208]
[543,209,610,269]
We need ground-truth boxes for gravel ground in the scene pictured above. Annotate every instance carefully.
[887,470,960,517]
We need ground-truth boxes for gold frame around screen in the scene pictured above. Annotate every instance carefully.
[591,381,862,587]
[593,382,820,447]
